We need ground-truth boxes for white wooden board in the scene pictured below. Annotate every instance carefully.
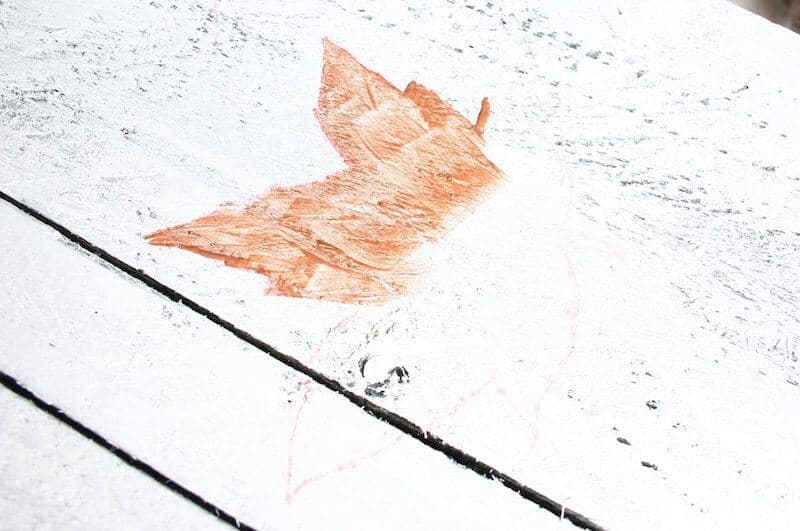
[2,0,800,528]
[0,200,561,530]
[0,388,227,530]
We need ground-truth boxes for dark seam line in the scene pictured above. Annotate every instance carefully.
[0,369,256,531]
[0,189,604,531]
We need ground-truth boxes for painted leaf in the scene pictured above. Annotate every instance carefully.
[146,39,503,303]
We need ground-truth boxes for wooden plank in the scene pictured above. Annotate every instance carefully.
[0,199,562,530]
[2,0,799,527]
[0,386,227,530]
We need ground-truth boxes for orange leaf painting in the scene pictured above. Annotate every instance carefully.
[146,39,503,303]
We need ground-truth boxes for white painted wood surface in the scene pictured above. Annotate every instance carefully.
[2,0,799,528]
[0,200,562,530]
[1,389,227,530]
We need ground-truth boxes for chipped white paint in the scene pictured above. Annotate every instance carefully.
[0,200,561,530]
[1,0,799,528]
[0,389,228,530]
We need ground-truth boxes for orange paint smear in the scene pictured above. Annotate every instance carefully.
[146,39,503,303]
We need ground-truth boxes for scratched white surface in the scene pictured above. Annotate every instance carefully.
[1,0,799,528]
[0,200,562,530]
[0,389,227,531]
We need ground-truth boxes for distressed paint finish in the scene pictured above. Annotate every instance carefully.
[0,201,560,530]
[2,0,800,528]
[147,40,502,303]
[0,390,228,530]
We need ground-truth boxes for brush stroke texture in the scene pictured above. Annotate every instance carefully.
[147,39,503,303]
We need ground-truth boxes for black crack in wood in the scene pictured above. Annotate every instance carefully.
[616,437,631,446]
[0,369,255,531]
[641,461,658,471]
[0,189,606,531]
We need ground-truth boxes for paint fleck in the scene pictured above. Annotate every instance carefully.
[146,38,503,303]
[641,461,658,470]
